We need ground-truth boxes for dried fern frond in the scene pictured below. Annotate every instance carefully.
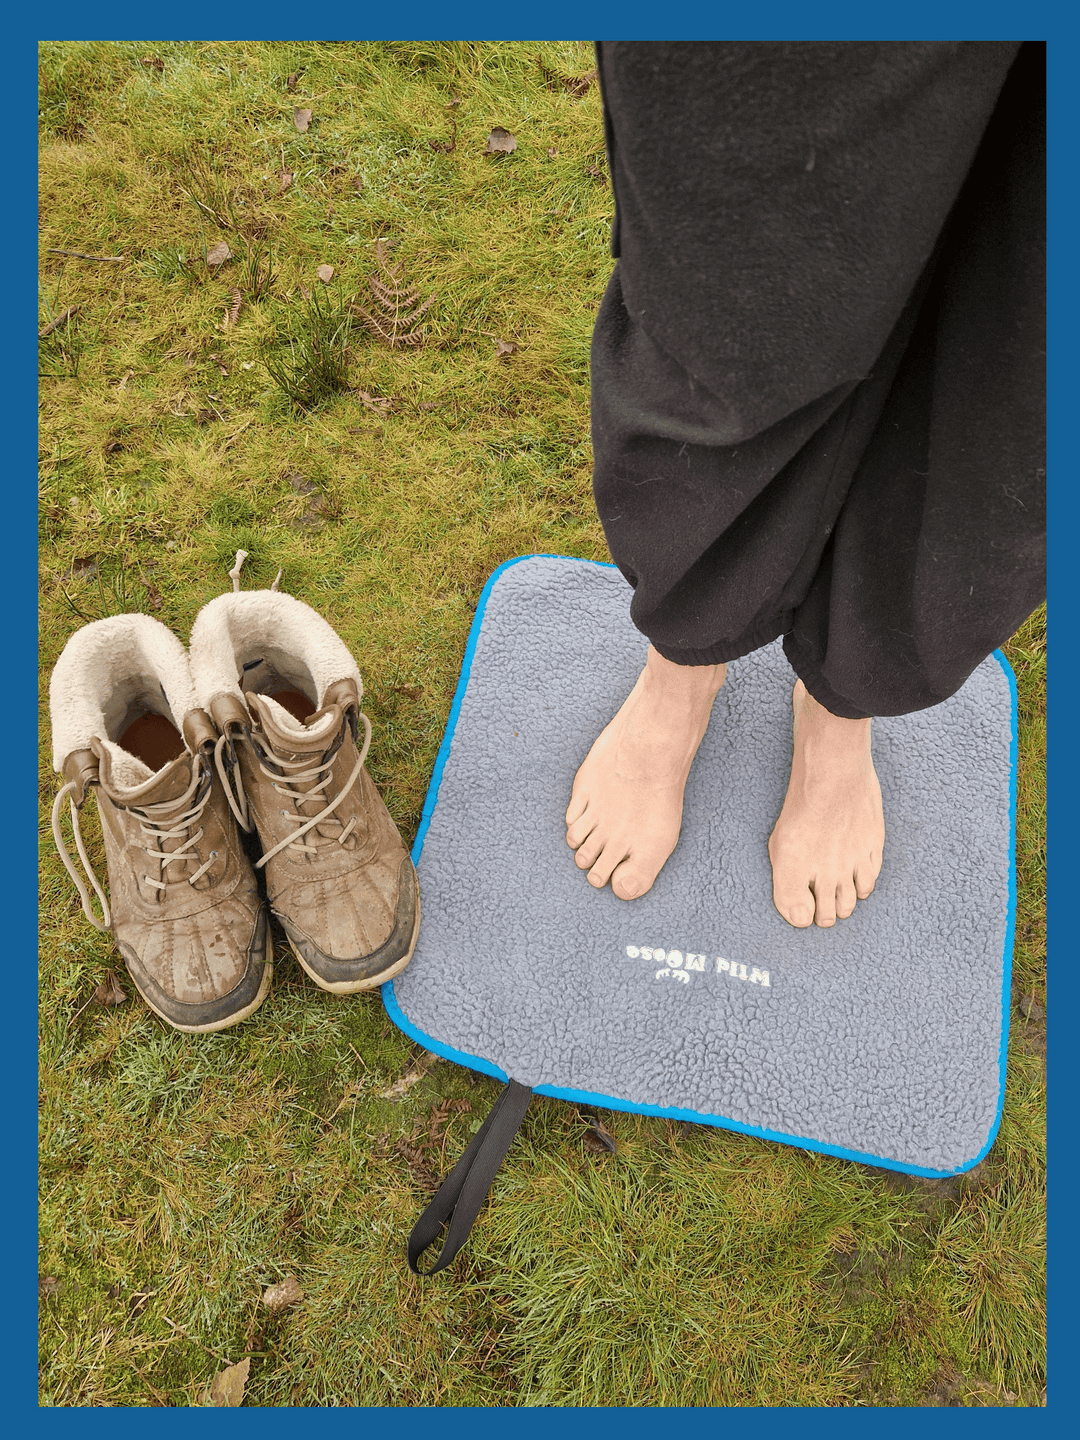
[353,245,435,349]
[536,56,597,98]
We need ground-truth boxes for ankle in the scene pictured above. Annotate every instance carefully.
[792,680,872,751]
[644,646,727,701]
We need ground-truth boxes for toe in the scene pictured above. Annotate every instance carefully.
[586,842,627,890]
[854,854,879,899]
[574,834,605,871]
[772,876,815,928]
[610,863,653,901]
[566,810,597,849]
[835,878,857,920]
[565,790,589,828]
[812,880,837,928]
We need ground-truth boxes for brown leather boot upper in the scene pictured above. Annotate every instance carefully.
[214,678,418,991]
[87,725,270,1031]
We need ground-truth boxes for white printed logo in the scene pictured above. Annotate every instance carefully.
[624,944,770,989]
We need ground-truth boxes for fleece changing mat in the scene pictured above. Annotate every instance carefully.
[386,555,1016,1180]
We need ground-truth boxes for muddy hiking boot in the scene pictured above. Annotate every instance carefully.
[49,614,273,1033]
[189,560,420,994]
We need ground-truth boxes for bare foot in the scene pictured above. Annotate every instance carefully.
[565,647,726,900]
[768,679,885,928]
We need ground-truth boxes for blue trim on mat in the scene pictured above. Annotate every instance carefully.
[384,557,1019,1179]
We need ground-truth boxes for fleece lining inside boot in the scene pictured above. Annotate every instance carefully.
[50,614,199,774]
[189,591,363,719]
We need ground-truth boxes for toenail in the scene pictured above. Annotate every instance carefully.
[588,873,605,887]
[620,879,639,898]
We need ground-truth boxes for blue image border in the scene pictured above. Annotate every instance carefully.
[383,553,1018,1180]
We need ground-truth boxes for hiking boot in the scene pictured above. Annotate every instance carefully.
[189,583,420,994]
[49,615,272,1033]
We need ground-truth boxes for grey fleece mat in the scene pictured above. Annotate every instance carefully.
[385,556,1016,1176]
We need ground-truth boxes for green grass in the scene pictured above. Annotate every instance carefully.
[39,41,1045,1408]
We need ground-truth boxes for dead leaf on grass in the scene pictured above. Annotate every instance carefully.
[143,582,163,611]
[494,338,518,361]
[286,71,301,92]
[293,108,313,133]
[277,169,294,194]
[117,369,134,391]
[140,57,165,72]
[206,240,230,270]
[547,146,558,159]
[579,1111,617,1154]
[483,127,517,154]
[427,1096,471,1145]
[585,163,607,182]
[446,93,461,108]
[359,390,397,414]
[262,1275,303,1312]
[316,264,335,283]
[395,1137,440,1191]
[39,1276,59,1298]
[379,1053,437,1100]
[429,120,457,154]
[207,1357,250,1407]
[94,971,127,1007]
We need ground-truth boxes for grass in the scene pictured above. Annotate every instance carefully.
[38,41,1045,1407]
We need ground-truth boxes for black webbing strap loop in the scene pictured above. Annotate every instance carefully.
[407,1078,533,1276]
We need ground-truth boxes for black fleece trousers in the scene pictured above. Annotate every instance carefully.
[590,42,1045,718]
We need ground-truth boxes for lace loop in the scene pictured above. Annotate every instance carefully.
[213,732,252,832]
[255,711,372,869]
[51,780,111,930]
[51,757,223,925]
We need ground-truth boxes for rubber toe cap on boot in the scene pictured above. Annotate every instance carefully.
[278,856,419,993]
[119,903,272,1033]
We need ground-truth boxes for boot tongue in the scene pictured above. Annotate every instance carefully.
[247,692,352,838]
[248,691,343,759]
[94,737,197,805]
[93,740,207,888]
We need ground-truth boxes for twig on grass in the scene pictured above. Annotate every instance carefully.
[47,249,125,262]
[39,306,81,339]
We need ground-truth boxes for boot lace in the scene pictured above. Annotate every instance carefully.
[51,759,218,930]
[249,712,372,869]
